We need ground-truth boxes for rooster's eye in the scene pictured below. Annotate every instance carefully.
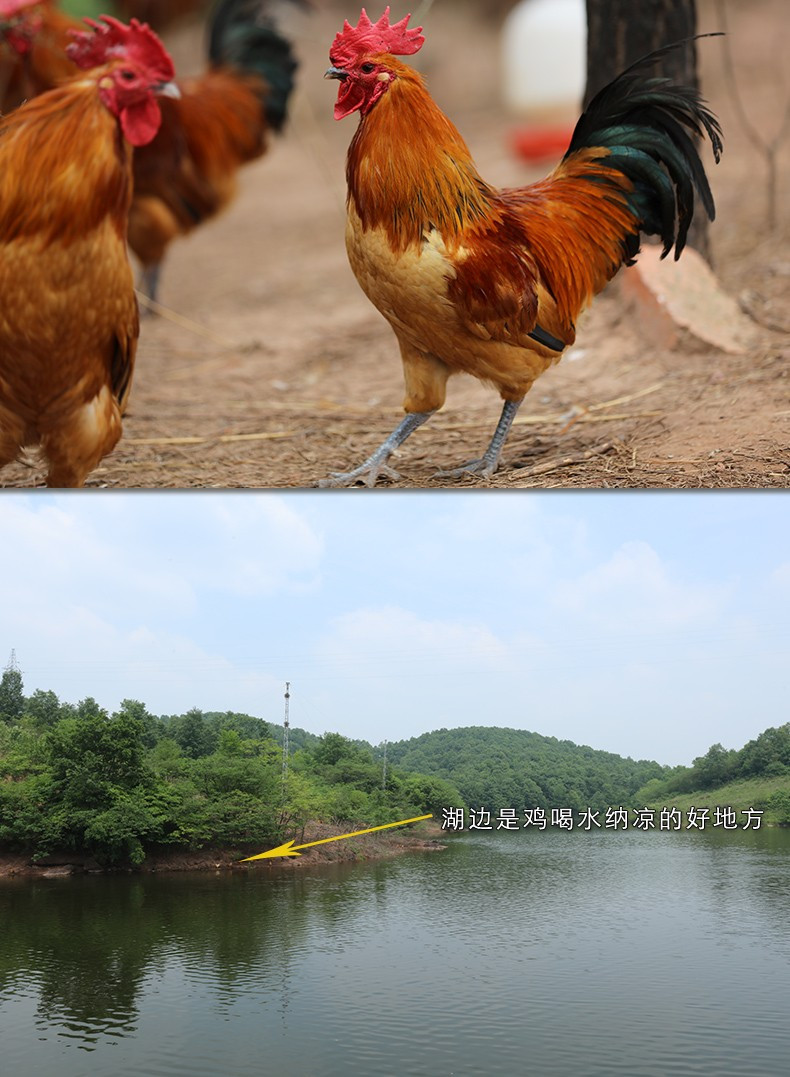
[360,63,375,74]
[119,69,135,82]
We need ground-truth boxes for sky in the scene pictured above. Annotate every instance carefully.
[1,491,788,767]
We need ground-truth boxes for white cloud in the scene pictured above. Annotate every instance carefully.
[553,540,726,630]
[1,494,324,620]
[2,492,788,766]
[196,495,324,596]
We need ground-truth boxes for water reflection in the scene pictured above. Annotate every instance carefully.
[2,830,789,1076]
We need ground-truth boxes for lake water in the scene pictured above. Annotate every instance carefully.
[2,827,790,1076]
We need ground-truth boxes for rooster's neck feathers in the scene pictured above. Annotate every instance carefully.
[346,67,495,252]
[0,82,133,245]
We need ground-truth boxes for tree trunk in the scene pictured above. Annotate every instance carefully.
[584,0,710,259]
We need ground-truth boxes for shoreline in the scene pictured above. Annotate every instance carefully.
[0,821,447,878]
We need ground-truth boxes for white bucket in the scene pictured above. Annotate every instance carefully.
[502,0,587,117]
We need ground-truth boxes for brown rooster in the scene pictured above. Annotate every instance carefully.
[0,1,75,111]
[0,16,179,487]
[0,0,305,302]
[321,8,723,487]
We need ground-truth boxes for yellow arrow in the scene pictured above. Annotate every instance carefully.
[241,814,433,861]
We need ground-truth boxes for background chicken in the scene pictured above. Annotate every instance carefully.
[0,0,305,302]
[130,0,306,301]
[0,0,76,111]
[321,8,723,488]
[0,16,178,486]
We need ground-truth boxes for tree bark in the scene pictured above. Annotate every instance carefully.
[584,0,710,259]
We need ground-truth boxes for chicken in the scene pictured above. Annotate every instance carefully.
[130,0,305,302]
[0,16,179,487]
[0,1,75,112]
[321,8,723,487]
[0,0,305,303]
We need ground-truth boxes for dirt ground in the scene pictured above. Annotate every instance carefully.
[3,0,788,489]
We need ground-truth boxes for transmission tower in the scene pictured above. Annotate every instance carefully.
[281,681,291,795]
[5,649,20,674]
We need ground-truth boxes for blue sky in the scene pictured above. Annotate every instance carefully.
[1,492,787,766]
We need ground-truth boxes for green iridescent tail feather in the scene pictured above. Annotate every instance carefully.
[566,36,724,261]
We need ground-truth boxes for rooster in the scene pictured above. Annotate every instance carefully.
[0,16,179,487]
[0,0,75,111]
[321,8,723,487]
[0,0,305,302]
[130,0,305,302]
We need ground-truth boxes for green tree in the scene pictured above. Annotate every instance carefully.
[399,773,465,815]
[689,743,737,790]
[313,732,357,767]
[116,698,161,748]
[173,708,216,758]
[207,711,272,743]
[24,689,62,729]
[42,699,151,863]
[738,725,790,779]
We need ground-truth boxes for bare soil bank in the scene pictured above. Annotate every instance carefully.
[0,822,446,877]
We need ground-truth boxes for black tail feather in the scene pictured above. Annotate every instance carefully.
[567,36,723,259]
[208,0,308,132]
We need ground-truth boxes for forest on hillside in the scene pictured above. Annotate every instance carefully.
[0,667,461,866]
[386,726,668,811]
[386,723,790,822]
[635,723,790,820]
[3,654,788,868]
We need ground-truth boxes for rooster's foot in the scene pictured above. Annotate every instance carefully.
[435,398,524,482]
[316,409,435,489]
[317,461,402,488]
[434,458,498,481]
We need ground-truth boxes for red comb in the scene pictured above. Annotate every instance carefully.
[331,6,424,67]
[0,0,40,17]
[66,15,175,83]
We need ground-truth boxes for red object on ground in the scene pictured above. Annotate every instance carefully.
[511,125,575,162]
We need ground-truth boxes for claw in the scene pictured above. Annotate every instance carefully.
[433,398,523,483]
[434,458,497,481]
[317,462,402,488]
[318,409,435,488]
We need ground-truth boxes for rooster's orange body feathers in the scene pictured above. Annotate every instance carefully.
[322,10,722,486]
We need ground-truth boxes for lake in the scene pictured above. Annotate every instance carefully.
[2,827,790,1076]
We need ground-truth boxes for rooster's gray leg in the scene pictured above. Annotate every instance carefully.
[436,398,523,480]
[137,263,162,309]
[318,410,435,488]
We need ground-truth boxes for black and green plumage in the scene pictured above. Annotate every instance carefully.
[566,38,724,262]
[208,0,307,131]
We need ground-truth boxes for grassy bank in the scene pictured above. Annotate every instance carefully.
[644,775,790,825]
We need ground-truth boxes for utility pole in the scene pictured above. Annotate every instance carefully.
[382,739,388,790]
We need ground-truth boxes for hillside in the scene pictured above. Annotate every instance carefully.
[386,726,667,811]
[643,775,790,826]
[634,723,790,825]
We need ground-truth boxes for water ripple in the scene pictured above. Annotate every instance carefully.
[2,831,790,1076]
